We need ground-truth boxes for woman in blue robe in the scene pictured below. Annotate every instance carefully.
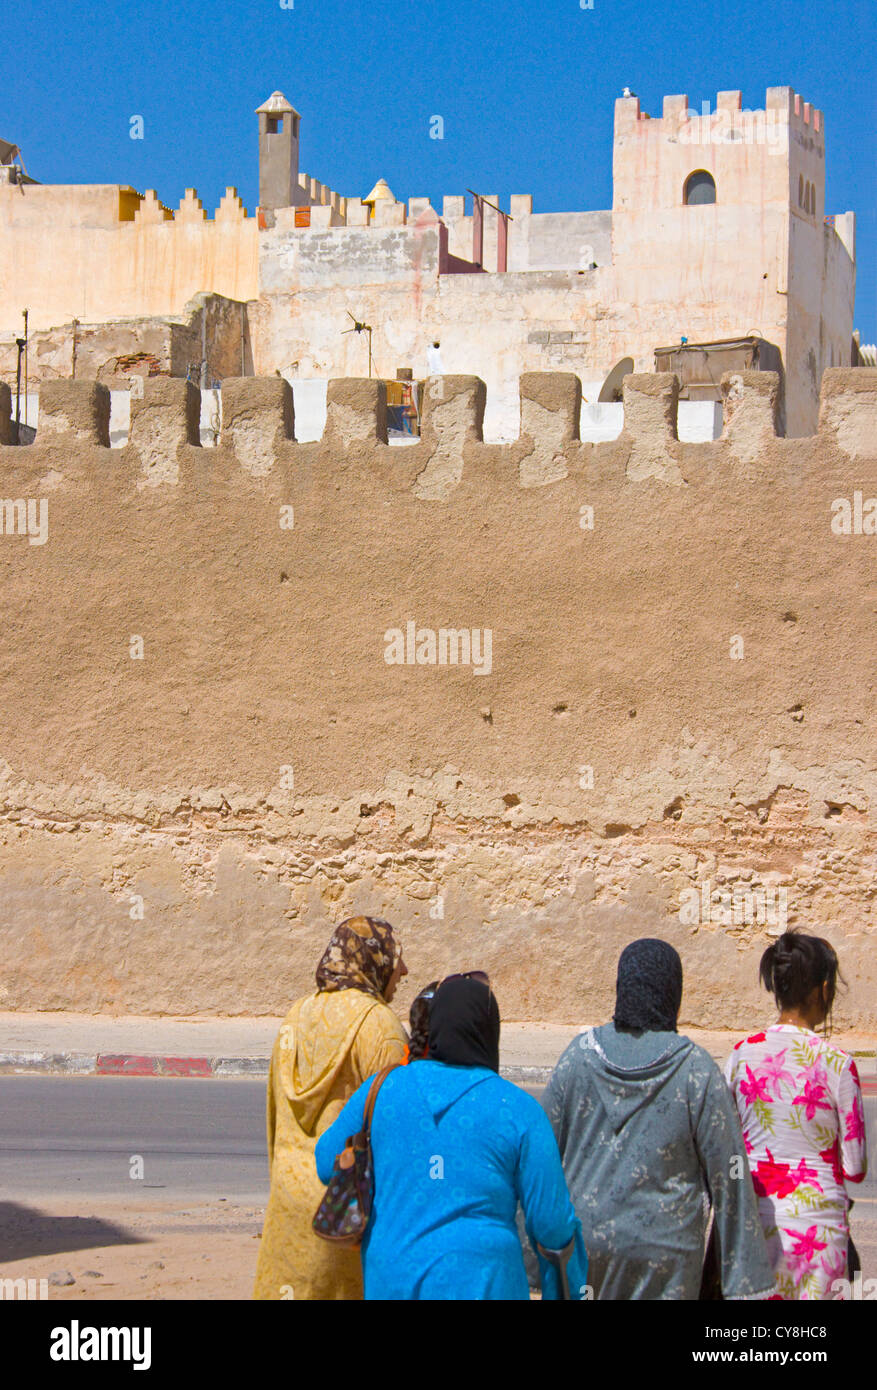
[316,973,588,1300]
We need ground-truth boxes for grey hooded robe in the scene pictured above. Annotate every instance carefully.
[541,1023,775,1300]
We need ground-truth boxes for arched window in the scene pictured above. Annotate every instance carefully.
[683,170,716,205]
[798,175,804,207]
[809,183,815,214]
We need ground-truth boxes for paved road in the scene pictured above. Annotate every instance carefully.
[1,1076,874,1273]
[0,1077,270,1203]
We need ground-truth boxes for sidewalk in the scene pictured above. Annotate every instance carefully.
[1,1012,875,1086]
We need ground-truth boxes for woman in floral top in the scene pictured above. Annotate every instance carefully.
[725,931,867,1300]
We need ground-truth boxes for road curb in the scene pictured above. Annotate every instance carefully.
[0,1053,874,1091]
[0,1051,558,1084]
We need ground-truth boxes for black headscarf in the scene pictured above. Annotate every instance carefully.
[613,939,683,1033]
[427,976,500,1072]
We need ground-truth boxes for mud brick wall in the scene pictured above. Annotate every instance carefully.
[0,368,875,1027]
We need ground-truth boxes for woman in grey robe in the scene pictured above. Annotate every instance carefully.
[541,939,775,1300]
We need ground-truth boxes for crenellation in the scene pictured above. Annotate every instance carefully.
[817,367,877,460]
[220,376,295,474]
[324,378,388,447]
[413,377,485,499]
[622,373,679,436]
[442,195,465,220]
[720,371,780,460]
[614,93,641,132]
[9,370,877,463]
[767,85,795,117]
[374,199,406,227]
[36,380,111,446]
[0,81,860,439]
[0,79,874,1027]
[133,189,172,225]
[215,186,248,222]
[520,372,581,445]
[662,94,688,120]
[345,198,369,227]
[129,378,201,487]
[419,376,486,447]
[176,188,206,222]
[621,374,681,484]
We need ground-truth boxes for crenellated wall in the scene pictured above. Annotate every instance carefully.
[0,183,259,330]
[2,85,856,446]
[0,369,875,1026]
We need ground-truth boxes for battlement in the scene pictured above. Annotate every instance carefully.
[615,86,824,145]
[133,185,253,224]
[3,369,874,471]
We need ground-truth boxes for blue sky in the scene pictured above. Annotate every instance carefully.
[9,0,876,341]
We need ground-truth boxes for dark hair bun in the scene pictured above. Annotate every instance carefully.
[758,930,839,1013]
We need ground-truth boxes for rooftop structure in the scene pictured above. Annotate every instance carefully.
[0,86,859,436]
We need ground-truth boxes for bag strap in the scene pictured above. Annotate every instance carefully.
[360,1064,397,1137]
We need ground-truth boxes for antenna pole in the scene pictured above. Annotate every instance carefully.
[22,309,28,428]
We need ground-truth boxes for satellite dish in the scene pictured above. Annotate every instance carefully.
[597,357,634,403]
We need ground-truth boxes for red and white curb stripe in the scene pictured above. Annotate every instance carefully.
[0,1052,269,1078]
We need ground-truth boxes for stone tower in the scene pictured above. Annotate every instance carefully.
[610,87,856,436]
[256,91,306,213]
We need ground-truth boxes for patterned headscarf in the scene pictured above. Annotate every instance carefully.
[613,938,683,1033]
[315,916,400,1000]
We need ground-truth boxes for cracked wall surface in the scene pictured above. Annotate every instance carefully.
[0,368,875,1026]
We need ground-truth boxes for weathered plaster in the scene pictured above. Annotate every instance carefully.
[0,368,874,1025]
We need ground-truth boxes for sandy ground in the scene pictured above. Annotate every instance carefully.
[0,1198,264,1300]
[2,1194,874,1301]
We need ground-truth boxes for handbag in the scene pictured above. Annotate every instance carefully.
[312,1065,396,1246]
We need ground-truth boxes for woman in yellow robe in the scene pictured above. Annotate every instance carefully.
[253,916,408,1300]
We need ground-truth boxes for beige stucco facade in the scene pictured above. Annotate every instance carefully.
[0,368,874,1026]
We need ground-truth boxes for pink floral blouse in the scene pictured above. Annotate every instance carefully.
[725,1024,867,1300]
